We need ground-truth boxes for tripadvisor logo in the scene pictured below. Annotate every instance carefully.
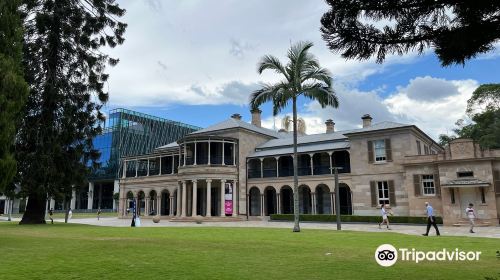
[374,244,482,267]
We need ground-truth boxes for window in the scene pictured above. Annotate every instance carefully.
[457,171,474,178]
[416,141,421,155]
[421,175,435,196]
[377,181,390,205]
[374,140,386,162]
[450,188,455,204]
[480,188,486,204]
[424,145,429,155]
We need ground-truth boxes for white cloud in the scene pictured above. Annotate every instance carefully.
[400,76,460,101]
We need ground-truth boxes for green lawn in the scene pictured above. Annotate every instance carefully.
[4,212,117,219]
[0,223,498,280]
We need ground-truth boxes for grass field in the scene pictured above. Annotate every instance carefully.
[3,212,117,219]
[0,222,499,280]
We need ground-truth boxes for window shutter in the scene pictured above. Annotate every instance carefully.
[494,170,500,196]
[367,141,374,163]
[434,173,441,196]
[388,180,396,206]
[413,174,421,197]
[385,139,393,162]
[370,181,377,207]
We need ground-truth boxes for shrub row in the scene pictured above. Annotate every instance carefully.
[270,214,443,224]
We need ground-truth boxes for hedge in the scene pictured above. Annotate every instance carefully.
[270,214,443,224]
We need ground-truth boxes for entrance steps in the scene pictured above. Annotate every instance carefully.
[169,216,245,223]
[452,219,493,227]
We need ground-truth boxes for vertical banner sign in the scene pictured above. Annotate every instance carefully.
[224,182,233,215]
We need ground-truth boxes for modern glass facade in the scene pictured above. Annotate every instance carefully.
[88,108,201,181]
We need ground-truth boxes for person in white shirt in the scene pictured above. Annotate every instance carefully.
[465,203,476,233]
[378,204,391,230]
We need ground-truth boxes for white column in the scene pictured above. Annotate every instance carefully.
[206,179,212,217]
[328,152,333,175]
[192,180,198,216]
[183,143,187,166]
[330,192,335,214]
[159,157,162,175]
[220,179,226,217]
[233,143,236,166]
[87,182,94,210]
[171,156,174,174]
[177,183,181,216]
[70,188,76,210]
[312,192,316,214]
[157,194,162,216]
[222,141,225,165]
[232,180,237,216]
[169,196,174,216]
[145,197,150,216]
[194,141,197,165]
[122,161,127,178]
[181,181,187,217]
[135,160,138,177]
[310,153,314,175]
[208,140,211,165]
[277,193,281,214]
[113,180,119,211]
[275,157,280,177]
[147,159,150,176]
[261,194,265,216]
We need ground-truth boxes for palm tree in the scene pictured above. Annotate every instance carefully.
[250,41,338,232]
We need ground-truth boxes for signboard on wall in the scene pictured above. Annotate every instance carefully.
[224,182,233,215]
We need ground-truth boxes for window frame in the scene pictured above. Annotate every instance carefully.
[421,174,436,196]
[377,181,390,205]
[373,140,387,163]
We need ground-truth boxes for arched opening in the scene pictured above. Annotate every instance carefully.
[161,190,170,216]
[297,154,311,176]
[338,183,352,215]
[315,184,332,214]
[263,158,277,177]
[278,156,293,177]
[333,151,351,173]
[137,191,145,216]
[280,185,294,214]
[249,187,261,216]
[247,159,261,179]
[298,185,312,214]
[264,186,277,215]
[313,153,330,175]
[149,190,157,215]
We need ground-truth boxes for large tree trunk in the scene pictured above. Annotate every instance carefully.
[292,96,300,232]
[19,193,47,224]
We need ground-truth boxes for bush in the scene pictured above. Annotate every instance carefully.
[269,214,443,224]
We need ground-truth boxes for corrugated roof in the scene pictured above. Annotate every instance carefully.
[249,141,350,157]
[155,141,179,150]
[343,121,410,135]
[189,118,284,138]
[256,131,349,149]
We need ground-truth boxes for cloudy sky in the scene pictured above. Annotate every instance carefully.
[103,0,500,140]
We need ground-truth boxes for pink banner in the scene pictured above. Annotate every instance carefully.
[225,201,233,215]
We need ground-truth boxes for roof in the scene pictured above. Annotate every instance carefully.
[249,141,350,158]
[189,118,284,138]
[441,178,490,188]
[256,131,348,149]
[155,141,179,150]
[343,121,411,135]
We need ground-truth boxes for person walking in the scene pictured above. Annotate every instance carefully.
[422,202,440,236]
[465,203,476,233]
[49,208,54,224]
[378,204,391,230]
[97,208,102,221]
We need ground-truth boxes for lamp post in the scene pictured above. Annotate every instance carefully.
[331,167,343,230]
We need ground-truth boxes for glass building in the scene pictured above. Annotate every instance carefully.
[73,108,201,211]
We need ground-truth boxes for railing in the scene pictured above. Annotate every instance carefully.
[248,169,261,179]
[149,168,159,176]
[137,168,148,177]
[126,170,136,177]
[314,165,330,175]
[263,169,277,178]
[298,167,311,176]
[279,168,294,177]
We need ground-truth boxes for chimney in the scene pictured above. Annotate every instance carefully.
[251,108,262,127]
[231,113,242,120]
[361,114,372,128]
[325,119,335,133]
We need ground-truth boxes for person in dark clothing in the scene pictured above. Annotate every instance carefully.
[422,202,440,236]
[49,208,54,224]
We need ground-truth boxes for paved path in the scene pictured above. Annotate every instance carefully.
[3,216,496,238]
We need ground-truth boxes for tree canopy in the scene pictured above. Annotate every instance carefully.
[320,0,500,66]
[17,0,127,224]
[0,0,28,195]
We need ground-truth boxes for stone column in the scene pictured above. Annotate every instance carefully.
[194,141,197,165]
[311,192,316,214]
[87,182,94,210]
[328,152,333,175]
[157,193,162,216]
[192,179,198,216]
[260,158,264,178]
[310,154,314,175]
[181,181,187,217]
[206,179,212,217]
[222,141,225,165]
[261,194,265,216]
[233,143,236,165]
[330,192,335,214]
[171,156,175,174]
[177,183,181,216]
[145,197,150,216]
[276,193,281,214]
[122,161,127,178]
[70,188,76,210]
[232,180,237,217]
[113,180,119,211]
[208,140,211,165]
[275,157,280,177]
[220,179,226,217]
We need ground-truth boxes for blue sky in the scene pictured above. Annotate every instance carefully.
[103,0,500,139]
